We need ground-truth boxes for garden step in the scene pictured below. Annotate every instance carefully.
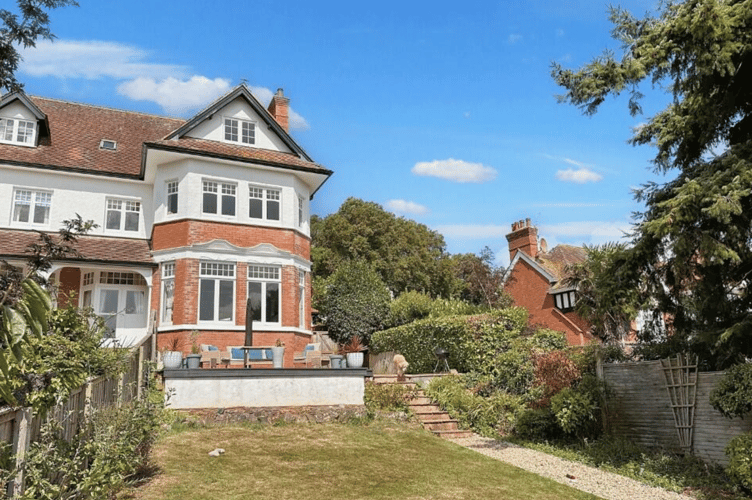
[431,429,474,439]
[410,404,442,414]
[410,397,432,405]
[422,419,461,431]
[414,411,451,422]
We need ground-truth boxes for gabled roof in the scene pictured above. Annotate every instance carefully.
[0,96,182,178]
[165,84,313,162]
[502,244,587,291]
[0,91,50,142]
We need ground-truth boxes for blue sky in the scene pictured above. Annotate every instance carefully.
[14,0,671,266]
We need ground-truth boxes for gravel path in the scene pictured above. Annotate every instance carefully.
[449,435,687,500]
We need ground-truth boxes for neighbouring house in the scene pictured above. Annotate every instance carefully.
[502,218,594,346]
[0,84,332,366]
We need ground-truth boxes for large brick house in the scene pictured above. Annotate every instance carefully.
[502,219,594,345]
[0,84,332,366]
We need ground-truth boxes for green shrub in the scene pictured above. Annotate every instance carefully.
[320,260,391,345]
[425,375,523,437]
[384,291,434,329]
[17,384,165,499]
[726,430,752,493]
[371,307,530,375]
[515,407,559,440]
[364,381,416,413]
[549,374,605,439]
[710,362,752,419]
[532,350,580,407]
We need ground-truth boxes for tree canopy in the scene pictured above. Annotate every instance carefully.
[311,197,455,298]
[1,0,78,92]
[553,0,752,368]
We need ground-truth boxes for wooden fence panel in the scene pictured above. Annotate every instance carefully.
[603,361,752,465]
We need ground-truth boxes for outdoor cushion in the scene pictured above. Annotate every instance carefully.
[208,345,219,351]
[230,347,272,360]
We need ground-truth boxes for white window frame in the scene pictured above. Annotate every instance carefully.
[202,180,236,217]
[249,185,281,221]
[11,188,51,226]
[297,196,304,228]
[554,291,577,312]
[105,198,141,232]
[161,263,175,325]
[0,117,36,146]
[166,180,179,215]
[224,117,255,145]
[247,265,281,325]
[298,270,306,329]
[198,262,236,323]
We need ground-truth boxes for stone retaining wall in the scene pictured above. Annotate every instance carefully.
[179,405,369,426]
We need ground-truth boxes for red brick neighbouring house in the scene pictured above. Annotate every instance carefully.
[502,219,594,346]
[0,85,332,366]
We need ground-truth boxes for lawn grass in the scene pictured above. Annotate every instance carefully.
[123,419,603,500]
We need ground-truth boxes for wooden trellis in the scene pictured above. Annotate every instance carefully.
[661,354,698,453]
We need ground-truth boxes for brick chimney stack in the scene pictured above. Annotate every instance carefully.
[506,218,538,261]
[267,88,290,132]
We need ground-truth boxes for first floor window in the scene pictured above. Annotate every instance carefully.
[248,265,280,324]
[12,189,51,225]
[297,196,304,228]
[199,262,235,322]
[249,186,280,221]
[166,180,179,214]
[298,270,306,329]
[106,199,140,232]
[554,291,576,312]
[203,180,236,216]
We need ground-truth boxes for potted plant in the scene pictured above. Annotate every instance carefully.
[162,335,183,370]
[186,330,202,369]
[342,335,365,368]
[329,345,344,369]
[272,338,285,368]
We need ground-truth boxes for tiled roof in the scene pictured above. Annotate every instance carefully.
[0,97,183,177]
[535,244,587,289]
[146,138,332,174]
[0,229,154,266]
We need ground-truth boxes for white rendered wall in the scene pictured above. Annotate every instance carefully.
[152,158,310,236]
[164,373,365,408]
[0,165,153,237]
[185,97,292,153]
[0,101,35,121]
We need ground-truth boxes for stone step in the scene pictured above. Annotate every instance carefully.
[414,411,451,422]
[410,404,442,414]
[410,397,432,405]
[431,429,474,439]
[422,419,461,431]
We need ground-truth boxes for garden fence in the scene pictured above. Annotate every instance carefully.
[600,358,752,465]
[0,332,154,497]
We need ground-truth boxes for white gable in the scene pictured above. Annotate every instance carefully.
[184,96,292,153]
[0,100,38,121]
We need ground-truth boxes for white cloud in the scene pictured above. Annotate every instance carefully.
[508,34,523,44]
[117,76,232,115]
[20,39,310,126]
[19,40,186,80]
[385,199,429,215]
[556,168,603,183]
[539,221,631,242]
[412,158,497,183]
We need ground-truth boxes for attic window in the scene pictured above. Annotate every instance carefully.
[553,290,576,312]
[100,139,117,150]
[224,118,255,145]
[0,118,36,146]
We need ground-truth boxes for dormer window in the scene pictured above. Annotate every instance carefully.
[100,139,117,150]
[0,118,36,146]
[224,118,255,145]
[553,290,577,312]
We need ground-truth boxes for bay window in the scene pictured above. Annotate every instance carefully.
[248,265,280,324]
[199,262,235,322]
[203,180,236,216]
[249,186,280,221]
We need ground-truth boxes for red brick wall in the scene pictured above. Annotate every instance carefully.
[56,267,80,308]
[504,258,592,346]
[151,219,310,259]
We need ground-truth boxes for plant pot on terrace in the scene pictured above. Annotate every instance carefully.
[162,335,184,370]
[272,339,285,368]
[341,335,366,369]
